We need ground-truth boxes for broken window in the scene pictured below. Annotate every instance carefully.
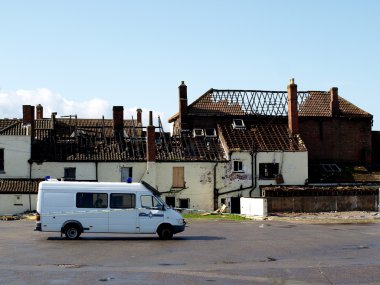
[179,198,189,209]
[165,196,176,208]
[259,163,279,179]
[172,167,185,188]
[64,167,76,181]
[233,160,243,172]
[0,149,4,172]
[205,128,216,137]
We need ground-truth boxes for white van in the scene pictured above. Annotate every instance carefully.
[35,181,186,240]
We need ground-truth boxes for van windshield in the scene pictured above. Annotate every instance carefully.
[141,195,167,210]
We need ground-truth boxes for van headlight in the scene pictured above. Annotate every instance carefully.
[177,219,185,225]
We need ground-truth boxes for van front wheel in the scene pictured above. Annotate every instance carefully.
[64,225,81,240]
[157,225,173,240]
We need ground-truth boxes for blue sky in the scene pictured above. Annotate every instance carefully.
[0,1,379,131]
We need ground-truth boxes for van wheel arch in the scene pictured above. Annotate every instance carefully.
[157,223,174,240]
[62,221,83,240]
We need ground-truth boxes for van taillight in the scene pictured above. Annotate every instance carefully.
[36,213,40,221]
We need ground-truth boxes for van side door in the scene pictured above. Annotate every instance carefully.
[138,195,164,233]
[108,193,138,233]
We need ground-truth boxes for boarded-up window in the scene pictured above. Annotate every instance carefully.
[172,167,185,188]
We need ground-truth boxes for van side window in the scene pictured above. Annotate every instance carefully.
[76,193,108,208]
[141,195,161,209]
[110,193,135,209]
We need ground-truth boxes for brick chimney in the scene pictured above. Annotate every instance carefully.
[146,111,156,162]
[330,87,339,117]
[179,81,188,130]
[136,108,142,125]
[22,105,35,126]
[113,106,124,139]
[36,104,43,119]
[287,78,299,134]
[22,105,35,137]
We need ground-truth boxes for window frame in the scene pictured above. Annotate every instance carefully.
[233,160,244,173]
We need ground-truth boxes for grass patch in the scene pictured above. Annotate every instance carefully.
[182,213,249,221]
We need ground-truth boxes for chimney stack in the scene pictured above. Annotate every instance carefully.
[22,105,35,137]
[287,78,299,134]
[146,111,156,162]
[36,104,43,119]
[330,87,339,117]
[113,106,124,138]
[22,105,35,126]
[179,81,188,130]
[136,108,142,125]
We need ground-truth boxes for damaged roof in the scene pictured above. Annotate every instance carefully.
[169,89,372,121]
[0,117,227,162]
[218,122,307,152]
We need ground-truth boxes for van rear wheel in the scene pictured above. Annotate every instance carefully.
[64,225,81,240]
[157,225,173,240]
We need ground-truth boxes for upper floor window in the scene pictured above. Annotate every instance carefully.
[259,163,279,179]
[64,167,76,181]
[0,149,4,172]
[233,160,243,172]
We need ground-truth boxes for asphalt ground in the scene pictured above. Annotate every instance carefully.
[1,218,380,285]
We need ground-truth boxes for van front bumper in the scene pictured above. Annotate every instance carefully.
[173,221,186,234]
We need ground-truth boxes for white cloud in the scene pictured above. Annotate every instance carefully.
[0,88,109,119]
[0,88,172,133]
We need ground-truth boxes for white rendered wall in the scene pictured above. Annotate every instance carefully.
[32,162,97,180]
[97,162,146,182]
[0,136,31,178]
[0,194,37,215]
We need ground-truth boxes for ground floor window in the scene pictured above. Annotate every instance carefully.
[165,196,175,208]
[179,198,189,209]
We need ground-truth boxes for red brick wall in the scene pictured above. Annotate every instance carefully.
[299,118,372,163]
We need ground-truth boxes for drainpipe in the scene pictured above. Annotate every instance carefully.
[249,151,257,197]
[213,162,219,211]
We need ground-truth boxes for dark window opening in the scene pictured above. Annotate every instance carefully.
[165,197,176,208]
[233,119,245,129]
[259,163,279,179]
[233,161,243,172]
[76,193,108,208]
[64,167,76,181]
[179,198,189,209]
[205,128,216,137]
